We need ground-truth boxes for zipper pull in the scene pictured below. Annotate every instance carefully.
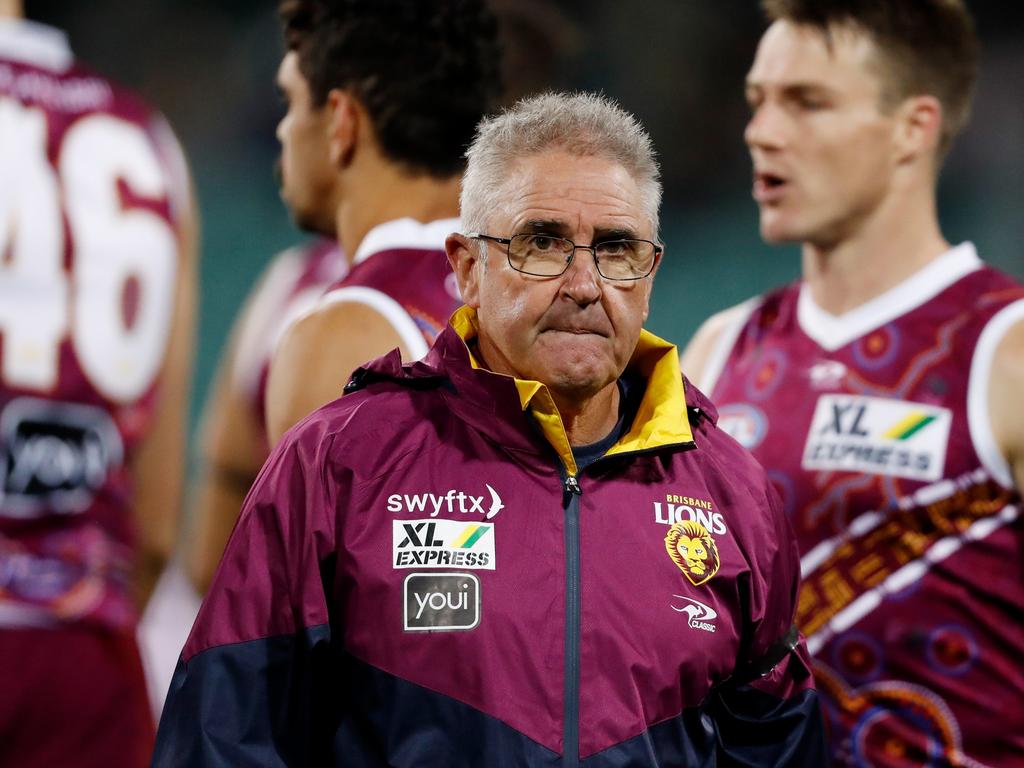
[564,475,582,495]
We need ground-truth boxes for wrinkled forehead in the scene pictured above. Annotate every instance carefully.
[747,19,885,97]
[487,150,652,237]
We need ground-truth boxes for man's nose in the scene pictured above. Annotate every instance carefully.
[744,102,786,152]
[560,247,603,305]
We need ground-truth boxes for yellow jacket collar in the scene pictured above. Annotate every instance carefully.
[449,306,693,475]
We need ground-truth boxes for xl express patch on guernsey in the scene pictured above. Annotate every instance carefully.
[393,519,495,569]
[802,394,952,482]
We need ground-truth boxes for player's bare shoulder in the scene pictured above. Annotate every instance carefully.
[680,298,760,394]
[265,294,410,444]
[985,311,1024,489]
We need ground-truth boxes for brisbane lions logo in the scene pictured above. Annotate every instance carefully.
[664,520,720,586]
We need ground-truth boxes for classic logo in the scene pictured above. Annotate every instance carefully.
[671,595,718,633]
[802,395,952,482]
[0,397,123,519]
[665,520,721,587]
[403,572,480,632]
[653,493,727,535]
[386,484,504,519]
[392,519,495,570]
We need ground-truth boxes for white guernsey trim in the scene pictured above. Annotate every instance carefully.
[0,19,72,71]
[797,242,982,351]
[353,217,461,266]
[318,285,429,361]
[967,299,1024,490]
[696,297,759,395]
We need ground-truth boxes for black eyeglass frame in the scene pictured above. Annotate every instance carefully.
[466,232,663,281]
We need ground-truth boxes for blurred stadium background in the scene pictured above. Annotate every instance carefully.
[24,0,1024,441]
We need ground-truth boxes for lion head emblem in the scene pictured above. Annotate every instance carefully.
[664,520,720,586]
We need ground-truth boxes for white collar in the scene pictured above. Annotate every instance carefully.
[798,242,982,351]
[352,217,461,266]
[0,19,72,72]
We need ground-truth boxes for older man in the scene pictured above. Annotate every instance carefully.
[153,93,825,766]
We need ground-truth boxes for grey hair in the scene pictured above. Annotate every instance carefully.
[460,91,662,240]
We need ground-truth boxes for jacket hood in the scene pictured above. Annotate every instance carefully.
[349,306,708,475]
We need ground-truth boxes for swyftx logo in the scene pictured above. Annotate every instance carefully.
[387,484,504,519]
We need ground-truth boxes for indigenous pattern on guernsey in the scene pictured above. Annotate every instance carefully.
[230,238,346,454]
[705,243,1024,767]
[0,23,189,631]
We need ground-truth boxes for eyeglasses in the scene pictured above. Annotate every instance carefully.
[467,232,662,281]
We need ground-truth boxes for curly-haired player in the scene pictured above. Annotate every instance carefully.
[264,0,501,445]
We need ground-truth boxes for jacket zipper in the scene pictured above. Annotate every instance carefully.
[558,441,691,765]
[562,471,582,767]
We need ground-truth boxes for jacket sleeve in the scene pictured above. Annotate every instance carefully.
[151,423,340,767]
[708,483,828,767]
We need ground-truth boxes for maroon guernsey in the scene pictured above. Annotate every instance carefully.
[314,216,464,361]
[0,20,188,632]
[0,18,190,768]
[704,244,1024,766]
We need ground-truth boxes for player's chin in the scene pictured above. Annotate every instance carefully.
[758,212,804,244]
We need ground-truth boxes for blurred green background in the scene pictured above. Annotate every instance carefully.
[24,1,1024,443]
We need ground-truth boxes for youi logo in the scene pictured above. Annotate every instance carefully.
[387,484,504,520]
[404,573,480,632]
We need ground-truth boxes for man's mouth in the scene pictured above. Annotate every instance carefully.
[544,326,608,338]
[753,171,789,203]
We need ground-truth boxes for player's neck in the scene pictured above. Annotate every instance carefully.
[801,189,949,316]
[335,161,460,264]
[0,0,24,19]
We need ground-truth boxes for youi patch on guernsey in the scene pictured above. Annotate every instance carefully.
[802,394,952,482]
[393,519,495,569]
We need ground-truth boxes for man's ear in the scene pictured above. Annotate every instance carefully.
[446,233,484,308]
[893,94,942,166]
[641,247,662,321]
[326,89,359,169]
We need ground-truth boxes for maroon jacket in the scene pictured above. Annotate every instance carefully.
[154,307,825,766]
